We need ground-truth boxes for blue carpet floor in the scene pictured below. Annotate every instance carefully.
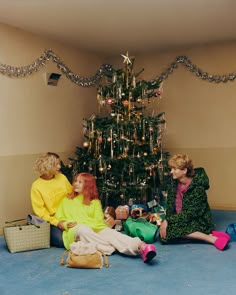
[0,210,235,295]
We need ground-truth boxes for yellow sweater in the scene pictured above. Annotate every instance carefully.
[56,195,108,249]
[31,173,72,226]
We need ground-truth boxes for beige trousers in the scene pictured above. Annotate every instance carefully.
[74,225,142,256]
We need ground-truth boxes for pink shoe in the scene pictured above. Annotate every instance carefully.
[214,237,228,250]
[140,243,156,262]
[212,231,230,242]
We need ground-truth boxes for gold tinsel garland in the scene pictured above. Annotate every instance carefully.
[0,50,236,86]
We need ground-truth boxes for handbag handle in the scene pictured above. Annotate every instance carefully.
[5,218,26,224]
[5,219,40,228]
[98,251,109,268]
[60,250,69,265]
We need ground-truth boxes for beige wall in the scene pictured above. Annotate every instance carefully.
[1,23,236,233]
[0,24,106,231]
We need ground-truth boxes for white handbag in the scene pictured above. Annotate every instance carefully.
[3,218,50,253]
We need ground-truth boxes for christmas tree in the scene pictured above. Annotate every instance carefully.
[62,53,169,208]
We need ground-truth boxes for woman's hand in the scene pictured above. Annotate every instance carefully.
[159,219,168,239]
[66,221,78,228]
[57,220,65,230]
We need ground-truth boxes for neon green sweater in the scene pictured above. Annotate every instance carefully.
[31,173,72,226]
[56,195,108,249]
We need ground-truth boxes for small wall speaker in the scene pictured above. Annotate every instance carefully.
[46,73,61,86]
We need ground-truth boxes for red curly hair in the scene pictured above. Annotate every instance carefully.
[69,172,99,205]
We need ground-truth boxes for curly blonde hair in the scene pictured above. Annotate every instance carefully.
[34,152,60,176]
[168,154,195,177]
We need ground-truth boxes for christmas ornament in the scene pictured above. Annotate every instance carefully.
[107,98,113,105]
[121,52,132,65]
[122,100,129,106]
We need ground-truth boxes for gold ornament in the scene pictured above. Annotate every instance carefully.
[122,100,129,106]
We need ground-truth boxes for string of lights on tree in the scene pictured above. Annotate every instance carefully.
[1,49,236,86]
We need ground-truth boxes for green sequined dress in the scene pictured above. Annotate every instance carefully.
[164,167,214,242]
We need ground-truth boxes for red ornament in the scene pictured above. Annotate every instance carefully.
[154,90,161,97]
[107,98,113,105]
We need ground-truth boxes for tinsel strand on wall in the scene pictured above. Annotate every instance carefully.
[0,49,113,87]
[0,49,236,86]
[159,55,236,83]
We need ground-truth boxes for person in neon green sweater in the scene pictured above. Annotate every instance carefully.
[56,172,157,263]
[31,152,72,247]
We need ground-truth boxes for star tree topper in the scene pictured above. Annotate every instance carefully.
[121,52,132,65]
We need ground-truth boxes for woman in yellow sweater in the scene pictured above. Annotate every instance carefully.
[56,172,157,263]
[31,152,72,247]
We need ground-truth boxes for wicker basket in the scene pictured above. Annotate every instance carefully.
[4,221,50,253]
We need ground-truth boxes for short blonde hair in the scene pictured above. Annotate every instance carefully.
[34,152,60,176]
[168,154,195,177]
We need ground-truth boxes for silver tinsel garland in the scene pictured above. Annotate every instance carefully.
[0,50,236,86]
[0,49,113,87]
[158,55,236,83]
